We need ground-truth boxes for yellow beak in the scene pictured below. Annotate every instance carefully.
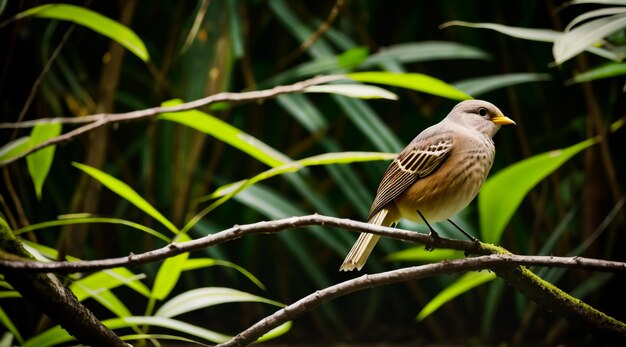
[491,114,516,126]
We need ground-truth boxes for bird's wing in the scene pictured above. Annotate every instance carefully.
[368,134,453,220]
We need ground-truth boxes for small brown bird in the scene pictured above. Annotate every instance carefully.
[340,100,515,271]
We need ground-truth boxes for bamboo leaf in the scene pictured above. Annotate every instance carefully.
[479,138,597,244]
[155,287,283,318]
[454,73,552,96]
[14,216,170,242]
[26,123,61,199]
[16,4,149,62]
[554,13,626,64]
[197,152,395,203]
[72,162,179,234]
[416,272,496,321]
[151,234,191,300]
[567,62,626,84]
[0,306,23,345]
[181,258,265,290]
[442,21,561,42]
[361,41,490,67]
[159,99,290,168]
[0,137,30,165]
[348,71,472,100]
[304,84,398,100]
[386,248,464,262]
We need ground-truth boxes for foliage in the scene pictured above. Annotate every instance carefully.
[1,0,625,345]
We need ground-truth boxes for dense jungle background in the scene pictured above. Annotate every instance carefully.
[1,0,625,346]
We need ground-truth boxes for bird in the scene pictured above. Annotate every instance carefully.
[340,100,515,271]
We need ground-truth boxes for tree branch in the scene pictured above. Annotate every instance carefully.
[1,215,625,273]
[0,74,345,166]
[3,214,625,345]
[216,254,626,347]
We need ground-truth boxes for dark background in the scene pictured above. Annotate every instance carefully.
[1,0,625,345]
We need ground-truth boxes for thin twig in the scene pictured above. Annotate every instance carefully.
[276,0,345,70]
[13,25,76,140]
[0,74,346,166]
[1,214,625,273]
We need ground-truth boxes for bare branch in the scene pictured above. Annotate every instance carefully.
[0,75,346,166]
[217,254,626,347]
[1,214,625,274]
[3,214,625,345]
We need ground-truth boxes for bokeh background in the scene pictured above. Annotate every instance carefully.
[1,0,625,345]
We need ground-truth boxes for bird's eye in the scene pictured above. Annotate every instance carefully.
[478,108,488,117]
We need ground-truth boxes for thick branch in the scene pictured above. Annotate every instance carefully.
[1,215,625,273]
[2,214,625,345]
[0,75,344,166]
[217,254,626,346]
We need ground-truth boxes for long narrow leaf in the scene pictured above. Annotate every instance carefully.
[14,216,170,242]
[16,4,149,61]
[554,13,626,64]
[159,99,290,168]
[567,62,626,84]
[304,84,398,100]
[0,306,23,345]
[155,287,283,318]
[73,162,179,234]
[0,137,30,165]
[201,152,395,201]
[26,123,61,199]
[478,138,597,244]
[416,271,496,321]
[361,41,490,67]
[151,234,191,300]
[348,71,472,100]
[453,73,552,97]
[181,258,265,290]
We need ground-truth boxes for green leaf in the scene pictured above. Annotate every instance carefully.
[442,21,560,42]
[226,0,244,58]
[202,151,395,201]
[554,11,626,64]
[182,258,266,290]
[14,216,170,242]
[338,46,369,68]
[386,248,464,262]
[155,287,284,318]
[70,269,150,303]
[106,316,231,343]
[151,234,191,300]
[347,71,472,100]
[72,162,179,234]
[442,21,622,62]
[361,41,490,67]
[26,123,61,199]
[454,73,552,97]
[159,99,290,168]
[0,306,23,344]
[22,326,69,347]
[567,62,626,84]
[304,84,398,100]
[416,271,496,321]
[479,138,597,244]
[441,20,562,42]
[16,4,149,62]
[0,136,30,165]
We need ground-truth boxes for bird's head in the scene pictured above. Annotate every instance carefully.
[447,100,515,137]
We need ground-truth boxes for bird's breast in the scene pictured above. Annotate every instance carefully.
[394,134,495,223]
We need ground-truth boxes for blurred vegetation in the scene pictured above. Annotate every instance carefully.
[1,0,625,345]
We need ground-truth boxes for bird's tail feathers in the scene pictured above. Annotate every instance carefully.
[340,209,390,271]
